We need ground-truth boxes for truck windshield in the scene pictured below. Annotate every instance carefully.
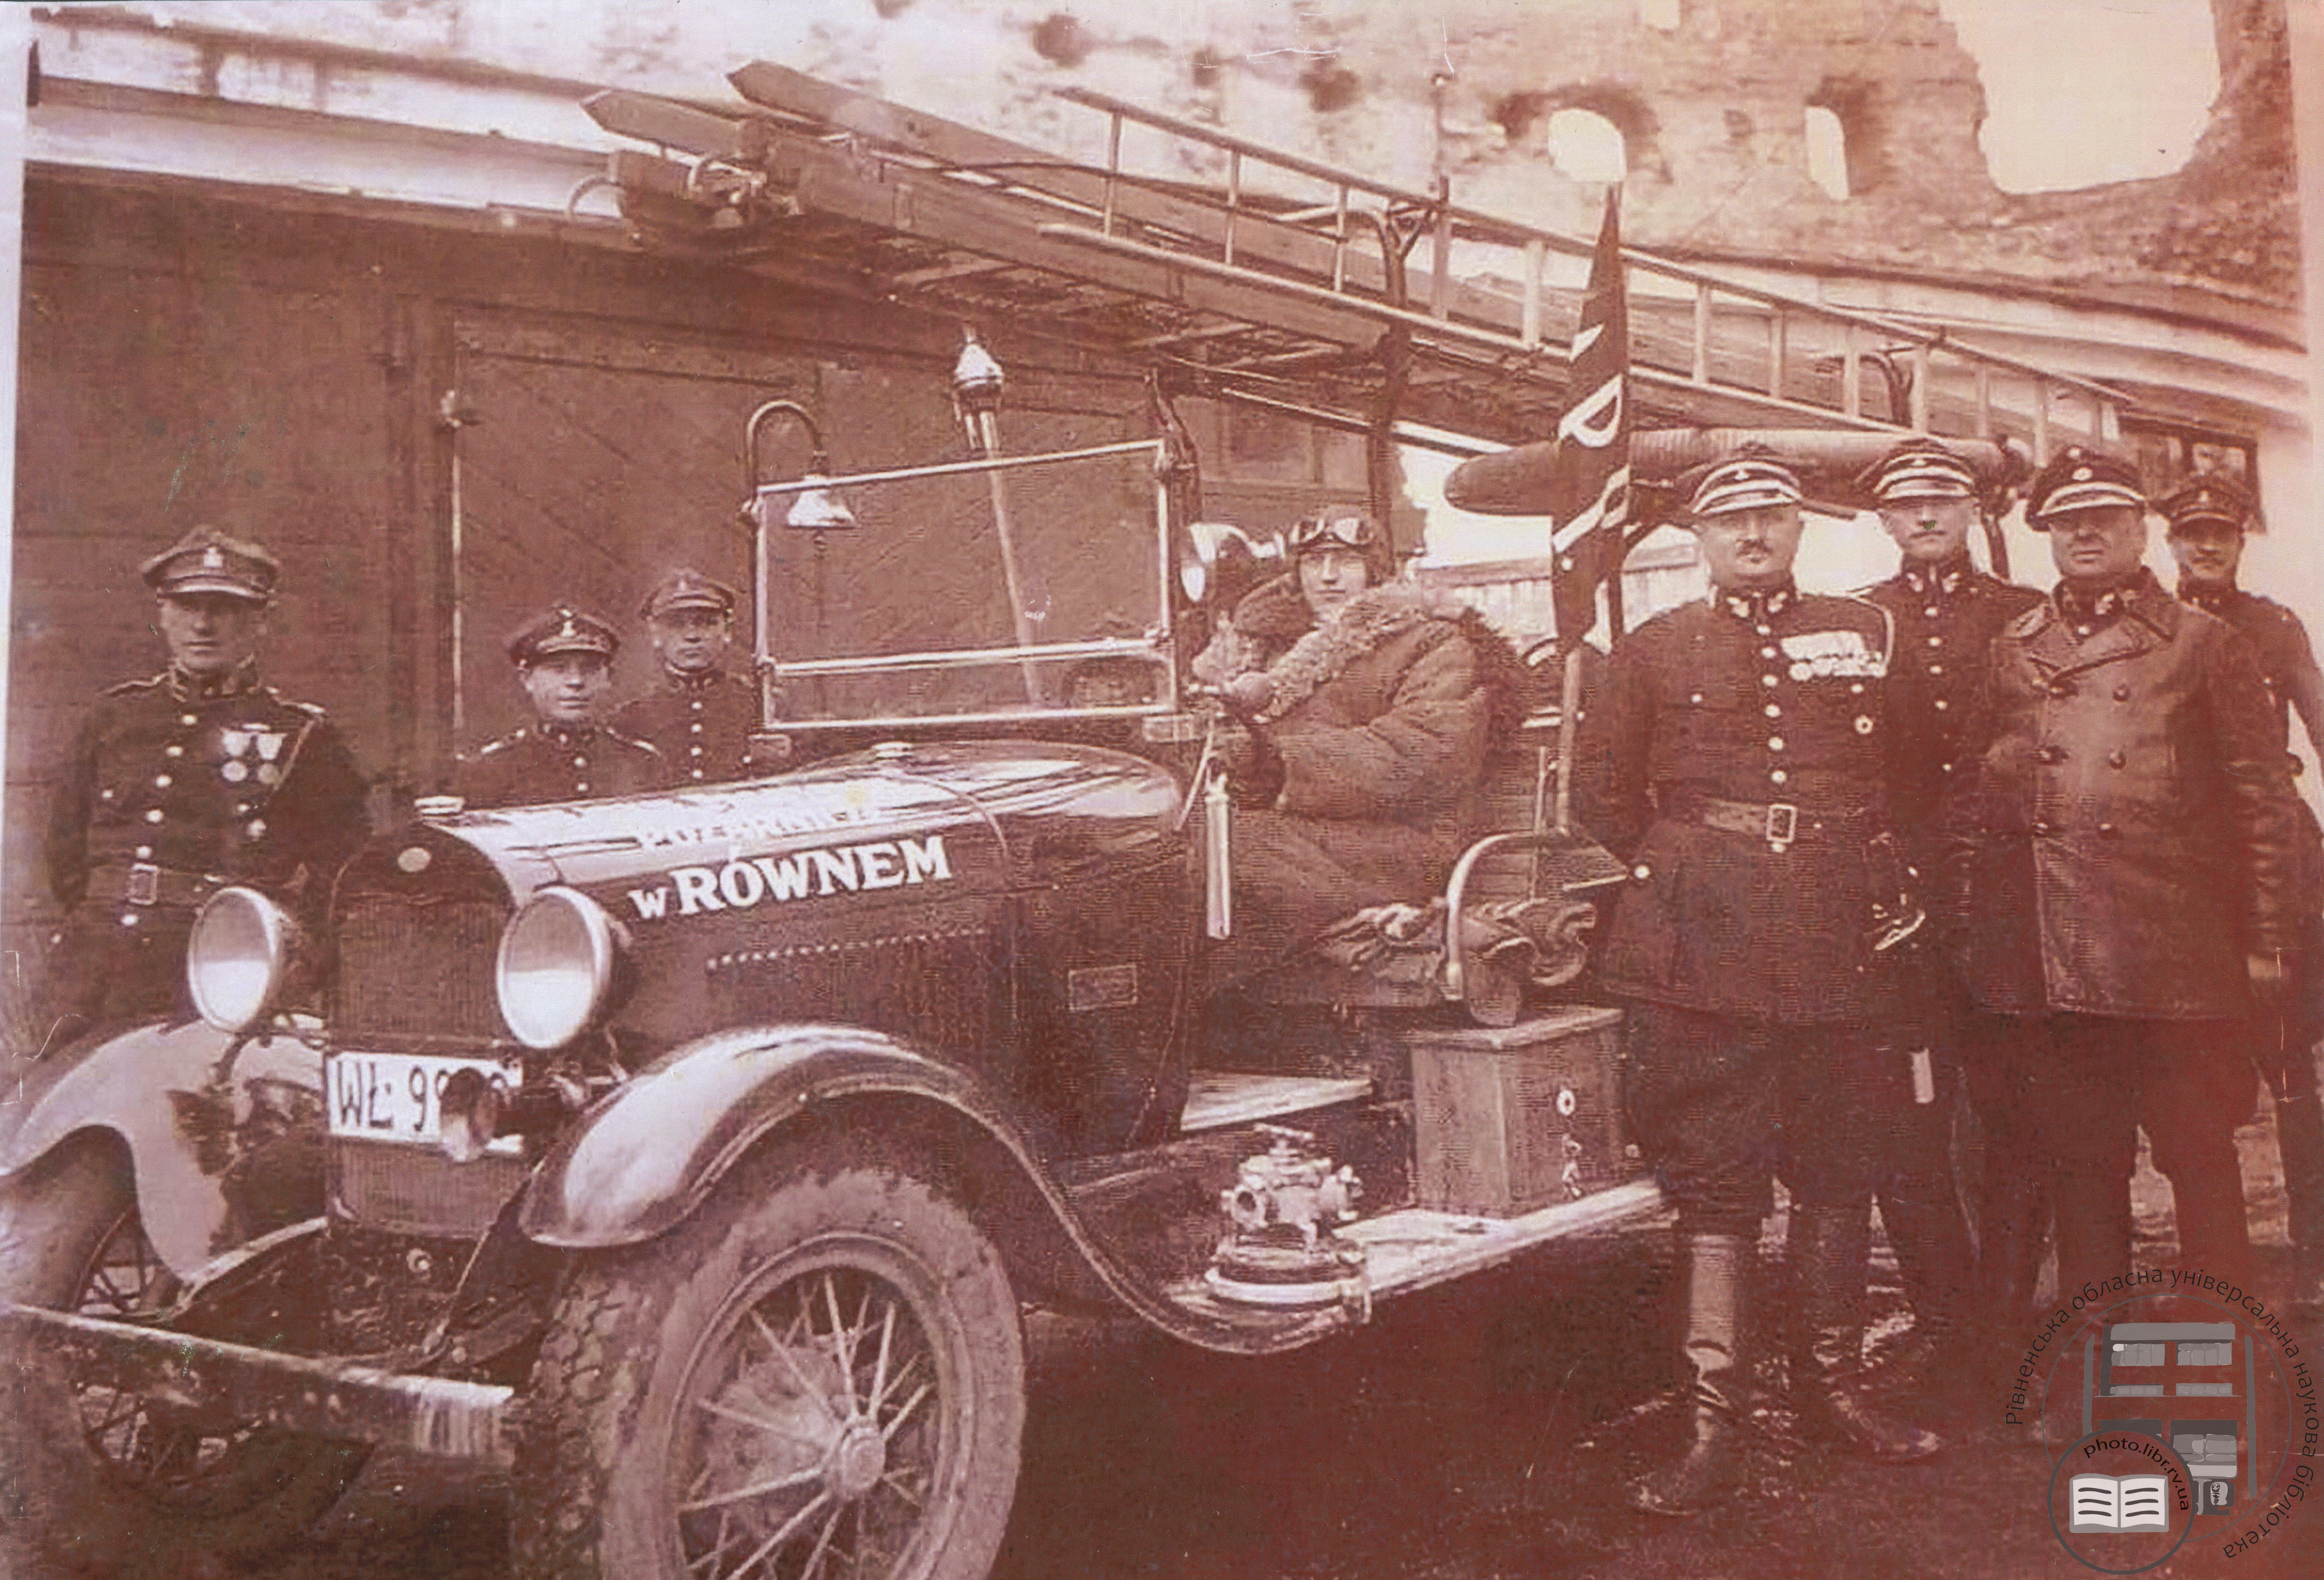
[753,439,1176,730]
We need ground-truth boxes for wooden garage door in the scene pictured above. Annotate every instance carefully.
[448,316,1142,755]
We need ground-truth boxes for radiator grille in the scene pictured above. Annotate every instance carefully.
[330,1136,528,1239]
[332,896,507,1041]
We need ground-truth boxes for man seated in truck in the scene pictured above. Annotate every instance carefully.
[1192,508,1525,985]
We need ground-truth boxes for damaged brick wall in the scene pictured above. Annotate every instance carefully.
[156,0,2300,309]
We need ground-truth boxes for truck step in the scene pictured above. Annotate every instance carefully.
[1179,1071,1374,1134]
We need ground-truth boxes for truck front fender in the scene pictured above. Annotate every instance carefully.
[0,1019,327,1280]
[517,1025,1061,1250]
[519,1025,1367,1355]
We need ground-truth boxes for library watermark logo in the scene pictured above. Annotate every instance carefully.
[2006,1272,2317,1572]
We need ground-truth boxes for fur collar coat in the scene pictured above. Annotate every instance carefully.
[1193,572,1524,972]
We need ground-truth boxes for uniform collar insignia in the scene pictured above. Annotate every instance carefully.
[671,667,726,692]
[2178,580,2240,614]
[1718,581,1797,624]
[2057,584,2127,631]
[2056,568,2166,635]
[1902,556,1973,600]
[167,657,262,702]
[542,721,595,746]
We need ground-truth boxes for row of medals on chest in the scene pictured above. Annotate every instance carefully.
[210,726,288,785]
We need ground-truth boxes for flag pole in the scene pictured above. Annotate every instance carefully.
[1554,641,1583,835]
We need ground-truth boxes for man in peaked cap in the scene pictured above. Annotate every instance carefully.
[1577,450,1941,1516]
[1851,438,2043,1413]
[1944,446,2304,1315]
[2163,472,2324,1313]
[450,605,667,810]
[2165,475,2324,748]
[610,570,766,785]
[36,526,370,1041]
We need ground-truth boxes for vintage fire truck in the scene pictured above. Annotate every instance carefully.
[0,398,1665,1580]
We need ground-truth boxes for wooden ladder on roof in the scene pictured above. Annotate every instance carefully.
[586,62,2133,463]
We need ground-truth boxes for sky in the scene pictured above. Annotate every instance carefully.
[1936,0,2221,191]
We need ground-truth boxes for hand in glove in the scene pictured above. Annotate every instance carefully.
[1215,722,1286,808]
[1220,671,1277,719]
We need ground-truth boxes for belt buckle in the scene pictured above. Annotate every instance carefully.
[1764,804,1798,848]
[125,862,160,906]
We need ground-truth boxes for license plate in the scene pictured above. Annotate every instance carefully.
[326,1052,524,1155]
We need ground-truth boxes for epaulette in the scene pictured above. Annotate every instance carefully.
[607,727,666,760]
[261,686,330,720]
[475,730,526,759]
[103,673,167,698]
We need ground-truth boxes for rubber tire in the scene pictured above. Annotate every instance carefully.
[510,1136,1026,1580]
[0,1139,369,1578]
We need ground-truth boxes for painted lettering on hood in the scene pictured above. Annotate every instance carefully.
[626,834,953,920]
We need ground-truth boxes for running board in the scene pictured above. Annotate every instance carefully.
[0,1303,514,1468]
[1179,1071,1374,1134]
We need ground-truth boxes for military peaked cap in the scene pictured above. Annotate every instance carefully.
[140,527,279,602]
[2026,445,2146,528]
[640,569,739,621]
[1683,450,1803,520]
[2160,474,2257,534]
[1858,438,1978,505]
[508,605,619,666]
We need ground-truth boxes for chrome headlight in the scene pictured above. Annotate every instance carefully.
[495,887,624,1050]
[187,887,302,1033]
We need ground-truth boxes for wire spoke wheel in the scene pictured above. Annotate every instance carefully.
[0,1141,368,1571]
[512,1147,1023,1580]
[67,1202,270,1502]
[675,1244,962,1580]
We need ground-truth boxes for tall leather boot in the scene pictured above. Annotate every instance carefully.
[1791,1205,1944,1463]
[1869,1143,1975,1408]
[1627,1233,1750,1517]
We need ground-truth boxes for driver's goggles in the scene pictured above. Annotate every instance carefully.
[1289,512,1382,554]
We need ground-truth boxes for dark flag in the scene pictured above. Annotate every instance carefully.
[1548,189,1630,650]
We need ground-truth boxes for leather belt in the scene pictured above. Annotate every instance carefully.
[1666,792,1877,848]
[90,860,223,910]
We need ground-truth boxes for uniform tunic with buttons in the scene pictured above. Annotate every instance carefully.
[1947,567,2305,1019]
[450,722,668,810]
[1860,557,2044,873]
[610,668,762,784]
[2179,582,2324,753]
[40,663,369,1029]
[1577,584,1904,1025]
[2179,581,2324,1255]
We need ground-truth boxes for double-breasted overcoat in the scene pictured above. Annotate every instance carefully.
[1946,568,2305,1020]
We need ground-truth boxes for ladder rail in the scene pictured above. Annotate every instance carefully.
[601,69,2147,448]
[1053,83,2129,413]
